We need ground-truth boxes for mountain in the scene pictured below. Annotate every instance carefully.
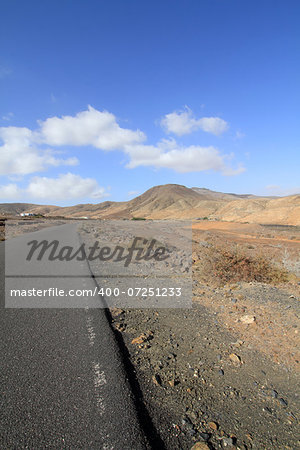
[0,185,299,225]
[191,187,277,200]
[0,203,39,217]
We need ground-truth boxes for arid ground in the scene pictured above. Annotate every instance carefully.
[90,220,300,450]
[2,217,299,449]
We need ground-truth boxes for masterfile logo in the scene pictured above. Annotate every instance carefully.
[26,237,170,267]
[5,219,192,309]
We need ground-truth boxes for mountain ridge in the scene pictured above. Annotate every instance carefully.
[1,184,299,225]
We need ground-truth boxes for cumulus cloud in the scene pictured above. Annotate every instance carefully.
[0,173,108,202]
[0,126,78,176]
[0,106,243,185]
[125,140,244,175]
[38,105,146,150]
[26,173,108,200]
[0,183,22,199]
[161,107,229,136]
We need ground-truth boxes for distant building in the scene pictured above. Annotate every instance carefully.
[20,213,36,217]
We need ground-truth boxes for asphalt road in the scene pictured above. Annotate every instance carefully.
[0,224,156,449]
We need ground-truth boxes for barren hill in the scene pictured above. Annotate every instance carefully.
[0,184,299,225]
[191,187,277,200]
[0,203,39,217]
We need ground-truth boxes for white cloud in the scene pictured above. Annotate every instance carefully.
[161,107,229,136]
[0,106,243,181]
[26,173,108,200]
[0,183,22,199]
[38,105,146,150]
[0,173,108,202]
[125,139,244,175]
[0,126,78,176]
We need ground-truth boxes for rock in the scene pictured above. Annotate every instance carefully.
[152,374,162,386]
[221,437,234,447]
[190,443,210,450]
[240,314,256,324]
[114,323,126,332]
[232,339,244,347]
[278,397,288,406]
[229,353,242,364]
[208,421,218,431]
[219,369,225,376]
[131,330,153,345]
[181,416,193,427]
[132,335,146,345]
[110,307,124,317]
[199,432,210,442]
[271,389,278,398]
[168,379,175,387]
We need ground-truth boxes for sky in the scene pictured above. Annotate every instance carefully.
[0,0,299,205]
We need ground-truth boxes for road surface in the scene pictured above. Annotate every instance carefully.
[0,224,161,449]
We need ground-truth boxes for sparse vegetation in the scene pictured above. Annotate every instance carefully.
[203,245,289,285]
[131,217,146,221]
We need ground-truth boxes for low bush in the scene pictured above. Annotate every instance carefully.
[203,245,288,285]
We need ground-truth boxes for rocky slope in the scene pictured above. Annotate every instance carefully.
[1,184,299,225]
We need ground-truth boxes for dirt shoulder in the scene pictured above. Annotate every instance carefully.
[81,220,300,449]
[111,301,299,449]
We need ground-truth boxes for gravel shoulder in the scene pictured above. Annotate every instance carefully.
[81,220,300,449]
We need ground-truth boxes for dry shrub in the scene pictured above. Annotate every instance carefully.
[204,245,288,285]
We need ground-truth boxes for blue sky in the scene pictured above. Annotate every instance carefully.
[0,0,299,205]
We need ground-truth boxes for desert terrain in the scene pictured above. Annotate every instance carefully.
[77,217,300,450]
[1,184,300,225]
[1,185,299,449]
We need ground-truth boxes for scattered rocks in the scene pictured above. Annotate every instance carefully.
[110,307,124,317]
[81,219,300,450]
[221,436,234,447]
[278,397,288,406]
[190,442,210,450]
[131,330,153,345]
[271,389,278,398]
[114,323,126,332]
[240,314,256,324]
[152,374,162,386]
[199,432,210,442]
[229,353,242,364]
[208,421,218,431]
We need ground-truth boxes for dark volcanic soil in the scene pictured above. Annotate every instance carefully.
[77,220,300,449]
[110,299,299,450]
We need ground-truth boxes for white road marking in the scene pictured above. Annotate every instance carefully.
[86,314,96,347]
[84,310,108,415]
[92,361,107,415]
